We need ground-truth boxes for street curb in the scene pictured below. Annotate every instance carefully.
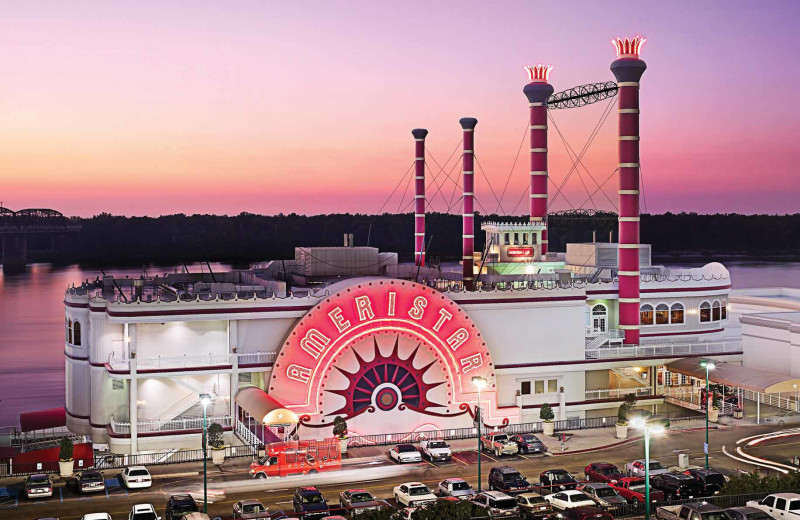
[550,425,728,456]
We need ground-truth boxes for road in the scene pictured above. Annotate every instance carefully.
[2,425,795,520]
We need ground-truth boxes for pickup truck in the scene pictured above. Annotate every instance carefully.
[747,493,800,520]
[656,502,725,520]
[420,440,452,462]
[482,432,519,457]
[610,477,665,504]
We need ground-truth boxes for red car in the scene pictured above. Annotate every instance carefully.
[585,463,626,484]
[609,477,665,504]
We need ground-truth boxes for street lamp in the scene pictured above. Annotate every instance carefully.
[629,416,665,520]
[700,361,715,469]
[199,393,212,514]
[472,376,487,492]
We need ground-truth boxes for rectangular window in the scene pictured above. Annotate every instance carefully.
[548,379,558,393]
[531,233,537,244]
[522,233,529,245]
[238,372,252,384]
[721,304,727,320]
[513,233,520,245]
[520,381,531,395]
[504,233,510,245]
[534,380,544,394]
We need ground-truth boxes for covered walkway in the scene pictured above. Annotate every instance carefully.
[235,388,299,445]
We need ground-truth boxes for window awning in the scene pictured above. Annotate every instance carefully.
[235,387,298,425]
[19,407,66,433]
[666,359,800,394]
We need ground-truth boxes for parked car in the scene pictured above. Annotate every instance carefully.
[723,507,774,520]
[165,494,200,520]
[511,434,548,455]
[389,444,422,464]
[557,506,615,520]
[747,493,800,519]
[489,466,532,495]
[584,463,625,484]
[438,478,477,500]
[419,440,452,462]
[78,471,106,493]
[339,489,383,515]
[393,482,437,508]
[762,410,800,427]
[610,477,665,504]
[657,502,725,520]
[129,503,161,520]
[232,499,268,519]
[650,473,703,500]
[515,492,553,519]
[576,483,627,509]
[472,491,520,518]
[482,432,520,457]
[24,474,53,499]
[80,515,113,520]
[539,469,579,492]
[683,468,726,496]
[293,486,330,520]
[121,466,153,489]
[544,490,596,511]
[625,459,669,477]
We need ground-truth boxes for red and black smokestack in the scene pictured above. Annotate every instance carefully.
[460,117,478,290]
[412,128,428,266]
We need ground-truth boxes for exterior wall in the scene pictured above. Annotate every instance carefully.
[585,369,611,391]
[136,374,231,421]
[741,313,800,376]
[236,317,296,353]
[137,320,227,358]
[639,294,730,340]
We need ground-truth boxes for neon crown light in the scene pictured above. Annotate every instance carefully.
[612,36,646,58]
[524,64,552,83]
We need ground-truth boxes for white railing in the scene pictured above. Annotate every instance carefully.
[110,415,232,434]
[238,351,277,365]
[741,389,798,412]
[584,387,655,400]
[235,419,261,446]
[585,329,625,349]
[663,387,737,415]
[107,351,277,371]
[585,338,742,360]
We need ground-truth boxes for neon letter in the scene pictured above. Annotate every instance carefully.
[387,291,396,316]
[460,354,483,373]
[408,296,428,320]
[300,329,331,360]
[327,307,351,333]
[446,327,469,351]
[286,364,312,384]
[432,309,453,332]
[354,295,375,322]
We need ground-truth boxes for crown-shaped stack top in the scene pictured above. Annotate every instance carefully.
[524,64,553,83]
[611,36,646,58]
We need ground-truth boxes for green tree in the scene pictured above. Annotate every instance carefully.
[207,422,224,449]
[59,437,74,461]
[540,403,555,422]
[333,416,348,438]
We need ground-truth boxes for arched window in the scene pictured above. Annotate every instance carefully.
[700,301,711,323]
[712,300,721,321]
[67,319,73,344]
[655,303,670,325]
[65,318,69,342]
[670,303,685,324]
[591,304,608,333]
[640,304,654,325]
[73,321,82,346]
[721,299,727,320]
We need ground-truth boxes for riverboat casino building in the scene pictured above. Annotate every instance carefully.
[63,38,741,454]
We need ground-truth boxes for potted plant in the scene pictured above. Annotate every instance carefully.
[540,403,555,436]
[207,422,226,465]
[708,392,720,423]
[58,436,75,477]
[333,416,348,454]
[616,394,637,439]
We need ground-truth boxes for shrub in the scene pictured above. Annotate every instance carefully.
[333,416,348,438]
[207,422,224,450]
[59,436,74,461]
[540,403,555,422]
[623,393,638,409]
[617,404,629,425]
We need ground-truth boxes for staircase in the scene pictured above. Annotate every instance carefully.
[151,393,203,428]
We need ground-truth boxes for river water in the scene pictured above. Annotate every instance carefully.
[1,261,799,428]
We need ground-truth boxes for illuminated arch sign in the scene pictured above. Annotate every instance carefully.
[270,280,515,431]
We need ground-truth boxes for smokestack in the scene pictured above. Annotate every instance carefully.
[460,117,478,291]
[412,129,429,267]
[523,65,554,258]
[611,36,647,346]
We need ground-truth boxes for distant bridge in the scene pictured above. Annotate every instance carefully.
[0,207,82,274]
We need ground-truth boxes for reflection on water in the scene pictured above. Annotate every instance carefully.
[0,261,798,427]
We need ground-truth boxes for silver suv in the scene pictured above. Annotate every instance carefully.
[472,491,520,518]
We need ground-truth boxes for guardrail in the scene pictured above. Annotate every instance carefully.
[586,338,742,360]
[110,415,232,434]
[584,387,655,400]
[107,350,277,371]
[741,388,798,412]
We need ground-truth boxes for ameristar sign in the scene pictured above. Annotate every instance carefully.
[269,280,517,428]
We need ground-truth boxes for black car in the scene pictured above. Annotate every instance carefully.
[539,469,579,492]
[650,473,703,500]
[293,486,330,520]
[77,471,105,493]
[684,468,726,495]
[165,494,200,520]
[511,434,548,455]
[488,466,532,495]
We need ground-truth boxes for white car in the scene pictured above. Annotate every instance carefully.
[420,440,452,462]
[130,503,162,520]
[544,490,596,510]
[393,482,437,508]
[389,444,422,463]
[81,514,113,520]
[439,478,476,499]
[121,466,152,489]
[625,459,669,478]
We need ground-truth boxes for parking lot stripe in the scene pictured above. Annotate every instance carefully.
[60,487,63,504]
[451,454,470,466]
[478,450,499,463]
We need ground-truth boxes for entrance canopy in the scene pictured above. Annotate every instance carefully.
[666,359,800,394]
[235,387,298,426]
[20,407,66,433]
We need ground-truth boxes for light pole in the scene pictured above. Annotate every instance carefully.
[700,361,715,469]
[200,393,212,514]
[630,416,665,520]
[472,376,487,492]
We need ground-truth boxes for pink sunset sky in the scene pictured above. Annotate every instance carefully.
[1,0,798,217]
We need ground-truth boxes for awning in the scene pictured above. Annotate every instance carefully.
[20,407,66,433]
[666,359,800,394]
[235,387,298,425]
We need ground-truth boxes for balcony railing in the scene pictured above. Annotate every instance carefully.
[585,338,742,360]
[585,328,625,349]
[110,415,232,434]
[107,351,277,371]
[584,386,656,400]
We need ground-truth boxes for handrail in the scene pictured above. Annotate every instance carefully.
[110,415,232,434]
[586,338,742,360]
[107,350,277,371]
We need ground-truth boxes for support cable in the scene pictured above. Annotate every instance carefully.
[474,155,504,215]
[494,118,530,214]
[377,162,415,214]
